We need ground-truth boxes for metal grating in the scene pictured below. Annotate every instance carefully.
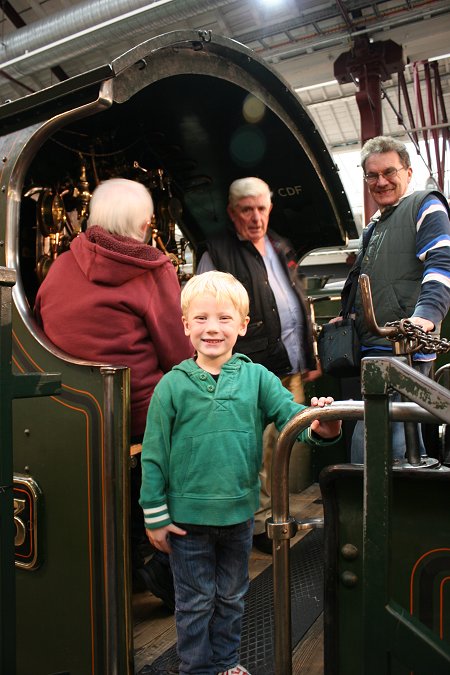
[138,528,324,675]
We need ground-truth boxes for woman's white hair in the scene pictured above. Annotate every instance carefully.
[87,178,153,241]
[228,177,272,208]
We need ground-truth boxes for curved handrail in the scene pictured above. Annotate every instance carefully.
[359,273,397,338]
[271,395,450,675]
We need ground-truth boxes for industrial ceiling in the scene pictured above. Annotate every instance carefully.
[1,0,449,169]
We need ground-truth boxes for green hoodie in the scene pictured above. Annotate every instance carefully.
[140,353,334,528]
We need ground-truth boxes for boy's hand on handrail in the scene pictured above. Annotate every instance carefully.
[146,523,187,554]
[309,396,342,439]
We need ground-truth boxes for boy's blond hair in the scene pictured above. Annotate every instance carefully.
[181,271,250,320]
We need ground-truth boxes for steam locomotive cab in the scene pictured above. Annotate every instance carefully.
[3,31,356,306]
[2,28,450,675]
[0,31,357,675]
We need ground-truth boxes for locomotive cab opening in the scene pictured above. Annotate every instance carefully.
[0,31,357,675]
[1,30,356,311]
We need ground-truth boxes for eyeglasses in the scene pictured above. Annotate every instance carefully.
[363,166,407,184]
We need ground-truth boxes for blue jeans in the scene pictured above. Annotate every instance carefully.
[351,357,432,463]
[169,519,253,675]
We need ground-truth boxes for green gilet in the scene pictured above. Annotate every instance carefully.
[354,190,433,348]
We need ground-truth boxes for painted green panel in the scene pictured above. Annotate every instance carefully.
[322,467,450,675]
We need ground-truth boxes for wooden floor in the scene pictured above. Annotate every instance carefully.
[132,484,325,675]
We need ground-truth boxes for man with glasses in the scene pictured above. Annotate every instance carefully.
[338,135,450,462]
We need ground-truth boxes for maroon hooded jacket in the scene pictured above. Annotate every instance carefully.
[35,226,193,437]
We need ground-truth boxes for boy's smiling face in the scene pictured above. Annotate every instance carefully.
[182,293,249,373]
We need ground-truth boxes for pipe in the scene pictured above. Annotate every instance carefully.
[0,0,234,78]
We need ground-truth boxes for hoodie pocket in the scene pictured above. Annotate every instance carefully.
[172,430,259,499]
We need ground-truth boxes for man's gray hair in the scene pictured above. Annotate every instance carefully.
[361,136,411,171]
[87,178,153,241]
[228,177,272,208]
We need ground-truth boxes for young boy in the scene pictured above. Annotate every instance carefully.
[140,271,341,675]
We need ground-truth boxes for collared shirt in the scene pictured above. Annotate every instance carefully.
[263,237,305,373]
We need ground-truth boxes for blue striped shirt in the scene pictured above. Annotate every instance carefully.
[413,195,450,327]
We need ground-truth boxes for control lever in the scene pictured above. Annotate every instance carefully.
[358,273,422,465]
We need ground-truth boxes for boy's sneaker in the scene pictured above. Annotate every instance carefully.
[217,666,251,675]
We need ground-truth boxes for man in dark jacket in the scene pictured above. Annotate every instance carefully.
[197,176,320,553]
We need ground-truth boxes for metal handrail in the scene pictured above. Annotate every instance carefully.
[270,357,450,674]
[359,274,396,338]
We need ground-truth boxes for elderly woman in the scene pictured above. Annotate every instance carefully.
[35,177,193,610]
